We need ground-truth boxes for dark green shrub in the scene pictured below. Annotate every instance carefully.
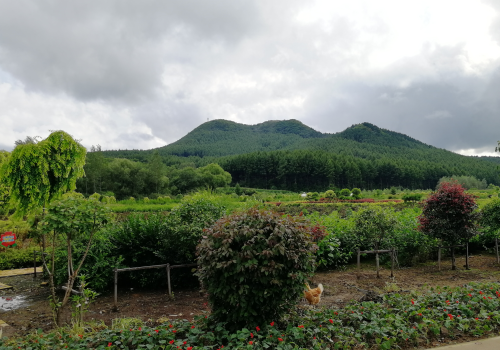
[352,188,362,199]
[402,193,423,202]
[0,246,43,270]
[339,188,351,199]
[107,196,225,288]
[316,234,351,269]
[196,208,316,331]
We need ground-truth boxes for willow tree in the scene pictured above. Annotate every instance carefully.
[3,131,86,216]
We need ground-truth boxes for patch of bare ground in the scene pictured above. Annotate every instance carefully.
[1,253,499,348]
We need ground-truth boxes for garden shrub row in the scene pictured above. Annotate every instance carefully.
[2,282,500,350]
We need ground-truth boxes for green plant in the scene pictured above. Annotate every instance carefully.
[323,190,336,200]
[352,188,362,199]
[419,181,480,270]
[316,234,351,270]
[70,275,98,329]
[41,196,111,326]
[196,208,317,331]
[339,188,351,199]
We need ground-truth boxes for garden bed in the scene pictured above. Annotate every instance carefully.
[1,254,500,348]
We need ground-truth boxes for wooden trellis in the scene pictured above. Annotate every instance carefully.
[113,263,197,310]
[357,248,396,278]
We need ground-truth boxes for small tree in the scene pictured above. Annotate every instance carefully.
[3,131,86,216]
[418,181,479,270]
[196,209,316,330]
[480,198,500,263]
[41,195,110,326]
[354,207,398,277]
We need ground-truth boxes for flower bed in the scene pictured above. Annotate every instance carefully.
[2,282,500,349]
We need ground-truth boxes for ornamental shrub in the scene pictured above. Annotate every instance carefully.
[351,188,362,199]
[196,208,317,331]
[418,181,479,270]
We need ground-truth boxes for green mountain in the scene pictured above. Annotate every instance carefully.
[101,119,500,190]
[156,119,324,157]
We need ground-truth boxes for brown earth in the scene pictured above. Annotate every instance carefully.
[1,254,500,348]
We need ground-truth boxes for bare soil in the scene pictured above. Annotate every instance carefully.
[1,254,500,347]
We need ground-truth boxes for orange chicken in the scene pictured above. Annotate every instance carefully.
[304,283,324,305]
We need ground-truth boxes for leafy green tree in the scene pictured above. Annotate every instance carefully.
[480,198,500,261]
[85,145,107,194]
[148,150,167,193]
[198,163,232,190]
[41,195,110,326]
[234,183,242,195]
[354,207,399,251]
[418,181,479,270]
[3,131,86,216]
[196,208,316,331]
[354,207,399,277]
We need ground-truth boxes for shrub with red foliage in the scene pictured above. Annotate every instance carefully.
[418,181,479,269]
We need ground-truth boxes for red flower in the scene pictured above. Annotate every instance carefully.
[173,330,177,333]
[448,314,453,320]
[191,325,195,329]
[155,330,159,333]
[169,324,173,328]
[249,341,253,345]
[329,319,333,324]
[298,325,304,329]
[169,340,175,344]
[256,326,260,331]
[278,338,283,341]
[270,321,274,326]
[188,347,193,350]
[139,327,142,331]
[250,333,254,338]
[108,343,112,347]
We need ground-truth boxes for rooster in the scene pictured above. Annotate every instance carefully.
[304,283,324,305]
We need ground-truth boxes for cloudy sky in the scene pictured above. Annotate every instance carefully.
[1,0,500,156]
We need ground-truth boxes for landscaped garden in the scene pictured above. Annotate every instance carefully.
[2,132,500,349]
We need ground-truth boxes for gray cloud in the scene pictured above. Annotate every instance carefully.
[0,1,499,155]
[0,0,261,101]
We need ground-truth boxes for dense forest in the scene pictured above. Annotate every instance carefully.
[74,120,500,197]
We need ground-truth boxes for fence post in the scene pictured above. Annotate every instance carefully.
[33,251,37,278]
[438,247,441,271]
[496,237,499,265]
[466,243,470,270]
[390,248,394,278]
[113,268,118,311]
[167,263,172,298]
[375,251,380,278]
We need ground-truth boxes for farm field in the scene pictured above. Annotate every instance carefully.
[1,254,500,349]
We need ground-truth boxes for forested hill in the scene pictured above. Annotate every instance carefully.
[157,119,325,157]
[99,119,500,191]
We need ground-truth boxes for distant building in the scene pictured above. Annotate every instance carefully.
[300,192,307,198]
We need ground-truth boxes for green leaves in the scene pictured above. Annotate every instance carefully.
[3,131,86,216]
[196,208,316,331]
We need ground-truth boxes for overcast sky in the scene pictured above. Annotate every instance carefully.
[1,0,500,156]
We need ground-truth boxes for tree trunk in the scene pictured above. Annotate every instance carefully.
[451,246,456,270]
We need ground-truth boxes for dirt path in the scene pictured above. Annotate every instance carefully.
[1,254,499,340]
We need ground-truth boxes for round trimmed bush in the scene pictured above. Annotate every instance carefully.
[196,208,317,330]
